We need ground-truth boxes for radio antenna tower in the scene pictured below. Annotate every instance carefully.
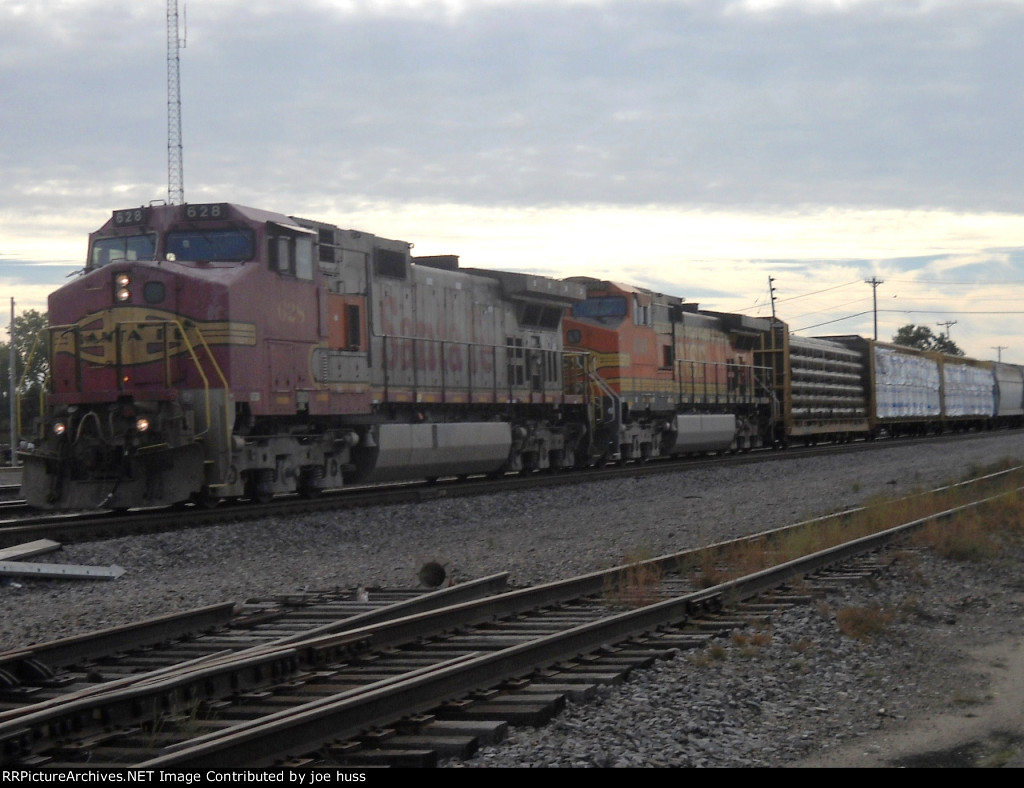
[167,1,186,205]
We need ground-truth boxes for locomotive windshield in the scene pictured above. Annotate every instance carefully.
[166,229,255,262]
[571,296,627,321]
[91,234,157,268]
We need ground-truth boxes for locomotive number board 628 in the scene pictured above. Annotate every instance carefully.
[112,207,149,226]
[183,203,229,221]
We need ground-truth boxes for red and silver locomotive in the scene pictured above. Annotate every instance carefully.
[23,202,588,509]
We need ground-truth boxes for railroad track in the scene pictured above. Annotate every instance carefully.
[0,430,1000,550]
[5,466,1012,769]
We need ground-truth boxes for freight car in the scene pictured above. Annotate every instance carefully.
[994,362,1024,427]
[21,202,591,510]
[820,336,1024,435]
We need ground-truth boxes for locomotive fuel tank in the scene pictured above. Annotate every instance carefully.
[660,414,738,454]
[350,422,512,483]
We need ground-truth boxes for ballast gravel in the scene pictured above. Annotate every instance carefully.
[3,432,1024,767]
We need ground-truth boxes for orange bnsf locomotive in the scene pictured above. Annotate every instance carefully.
[561,279,779,462]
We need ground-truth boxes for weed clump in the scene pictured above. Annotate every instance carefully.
[605,548,664,607]
[835,605,895,640]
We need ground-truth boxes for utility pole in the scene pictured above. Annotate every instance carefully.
[8,298,16,467]
[992,346,1007,362]
[936,320,957,341]
[768,276,778,323]
[864,277,884,340]
[167,0,186,205]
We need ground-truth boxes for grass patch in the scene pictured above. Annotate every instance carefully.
[835,604,895,640]
[912,490,1023,561]
[605,548,664,607]
[682,462,1024,590]
[951,688,988,707]
[732,629,772,657]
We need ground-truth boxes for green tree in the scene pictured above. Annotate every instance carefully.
[2,309,49,446]
[891,323,964,356]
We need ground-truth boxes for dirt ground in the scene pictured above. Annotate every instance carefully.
[790,635,1024,768]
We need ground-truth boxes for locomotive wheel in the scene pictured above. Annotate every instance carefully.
[192,488,221,509]
[249,487,273,504]
[298,468,325,498]
[299,483,322,498]
[246,470,275,504]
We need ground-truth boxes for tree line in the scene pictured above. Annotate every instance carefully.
[2,309,48,449]
[890,324,964,356]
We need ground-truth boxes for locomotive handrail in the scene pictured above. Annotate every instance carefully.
[672,357,772,408]
[580,351,622,428]
[381,334,502,403]
[120,319,234,458]
[45,324,82,394]
[379,333,585,406]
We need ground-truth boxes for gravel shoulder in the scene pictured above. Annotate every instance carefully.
[789,634,1024,768]
[3,432,1024,767]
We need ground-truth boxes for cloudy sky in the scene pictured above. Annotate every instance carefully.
[3,0,1024,362]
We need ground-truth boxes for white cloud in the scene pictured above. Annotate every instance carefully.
[3,0,1024,360]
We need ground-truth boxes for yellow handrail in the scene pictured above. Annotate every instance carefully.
[35,320,232,453]
[115,319,233,450]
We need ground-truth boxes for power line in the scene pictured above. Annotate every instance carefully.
[879,309,1024,315]
[787,296,873,321]
[792,310,874,333]
[738,279,861,312]
[791,308,1024,334]
[773,279,862,304]
[884,277,1024,286]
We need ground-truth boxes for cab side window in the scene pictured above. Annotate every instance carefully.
[270,233,314,280]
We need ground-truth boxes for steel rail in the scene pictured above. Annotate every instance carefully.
[0,574,511,763]
[0,604,238,678]
[0,429,1006,550]
[140,481,1024,768]
[2,473,1018,767]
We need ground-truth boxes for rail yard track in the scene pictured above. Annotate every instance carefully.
[0,429,1005,550]
[2,465,1017,769]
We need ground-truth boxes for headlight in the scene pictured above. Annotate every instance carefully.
[135,418,150,432]
[53,422,67,436]
[114,272,131,301]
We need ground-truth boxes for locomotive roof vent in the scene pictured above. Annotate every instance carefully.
[464,269,587,305]
[414,255,460,271]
